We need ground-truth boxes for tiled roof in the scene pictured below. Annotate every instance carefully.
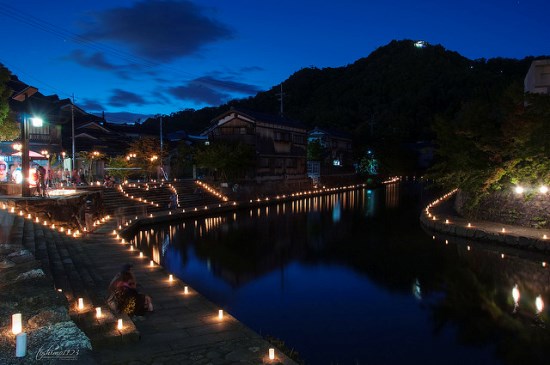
[218,107,307,130]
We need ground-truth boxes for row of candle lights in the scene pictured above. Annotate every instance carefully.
[195,180,229,201]
[424,189,550,241]
[0,203,112,237]
[109,225,279,361]
[3,211,113,358]
[118,184,161,208]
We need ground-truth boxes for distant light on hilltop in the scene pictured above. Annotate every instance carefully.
[414,40,427,49]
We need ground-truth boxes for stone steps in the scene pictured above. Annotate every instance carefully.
[3,210,140,350]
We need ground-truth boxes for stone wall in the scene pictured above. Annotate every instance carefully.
[455,190,550,229]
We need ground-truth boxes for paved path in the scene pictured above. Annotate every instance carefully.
[83,221,294,364]
[0,192,297,365]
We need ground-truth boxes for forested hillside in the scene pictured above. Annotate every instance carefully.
[146,39,537,170]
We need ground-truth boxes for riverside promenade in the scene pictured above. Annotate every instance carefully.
[0,186,297,365]
[420,190,550,253]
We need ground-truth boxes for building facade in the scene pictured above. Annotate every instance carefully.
[203,108,308,185]
[307,126,354,184]
[524,59,550,95]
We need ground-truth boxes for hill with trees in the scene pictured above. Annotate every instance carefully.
[147,39,537,173]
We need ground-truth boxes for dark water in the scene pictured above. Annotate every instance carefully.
[133,182,550,365]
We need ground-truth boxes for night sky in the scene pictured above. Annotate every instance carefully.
[0,0,547,123]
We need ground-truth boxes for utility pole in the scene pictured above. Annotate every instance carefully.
[159,116,164,180]
[71,93,75,173]
[276,83,285,115]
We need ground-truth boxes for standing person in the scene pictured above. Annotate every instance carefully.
[36,164,46,197]
[79,168,87,185]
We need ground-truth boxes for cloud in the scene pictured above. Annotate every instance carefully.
[95,111,153,124]
[65,50,157,79]
[67,50,118,71]
[80,0,233,62]
[167,76,261,105]
[169,82,228,105]
[108,89,148,107]
[78,98,105,112]
[194,76,260,95]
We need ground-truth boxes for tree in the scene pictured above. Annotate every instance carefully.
[78,150,105,182]
[194,141,254,181]
[171,141,195,178]
[126,137,165,180]
[307,139,324,161]
[0,64,20,141]
[106,156,132,182]
[429,83,550,198]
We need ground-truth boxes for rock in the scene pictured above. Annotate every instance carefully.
[28,321,92,356]
[0,259,15,269]
[28,308,71,329]
[15,268,45,282]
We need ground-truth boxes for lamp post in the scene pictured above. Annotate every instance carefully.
[12,86,42,197]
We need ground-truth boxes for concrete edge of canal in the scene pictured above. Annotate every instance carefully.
[419,190,550,253]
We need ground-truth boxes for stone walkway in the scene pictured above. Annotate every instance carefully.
[0,194,297,365]
[420,191,550,252]
[82,221,295,364]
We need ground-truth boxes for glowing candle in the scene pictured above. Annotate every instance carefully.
[501,228,506,233]
[12,313,22,335]
[150,260,154,267]
[117,318,123,330]
[184,286,189,295]
[269,348,275,360]
[169,274,174,282]
[467,246,471,251]
[467,223,471,228]
[78,298,84,310]
[544,235,548,240]
[512,285,520,304]
[543,262,547,268]
[95,307,102,318]
[218,310,224,320]
[501,253,505,259]
[139,252,143,258]
[536,296,544,313]
[129,245,134,251]
[445,219,449,224]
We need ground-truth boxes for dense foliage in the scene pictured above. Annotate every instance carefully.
[194,141,254,181]
[0,64,20,141]
[430,84,550,197]
[144,40,537,174]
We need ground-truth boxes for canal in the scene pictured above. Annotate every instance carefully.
[132,182,550,365]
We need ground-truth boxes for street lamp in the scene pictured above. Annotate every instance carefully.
[12,86,42,197]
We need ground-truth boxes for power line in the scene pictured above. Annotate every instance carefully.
[0,3,267,92]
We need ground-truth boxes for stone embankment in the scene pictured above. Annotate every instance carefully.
[420,190,550,252]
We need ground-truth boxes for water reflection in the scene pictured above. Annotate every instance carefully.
[132,183,550,365]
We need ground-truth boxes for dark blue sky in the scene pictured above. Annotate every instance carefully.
[0,0,547,123]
